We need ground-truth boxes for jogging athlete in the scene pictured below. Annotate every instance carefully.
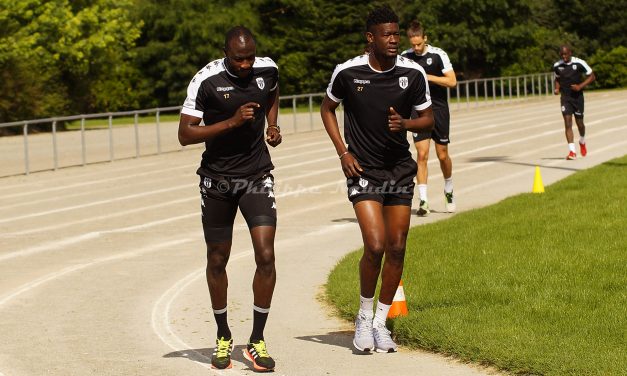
[178,26,280,372]
[320,5,433,353]
[553,45,595,160]
[401,21,457,215]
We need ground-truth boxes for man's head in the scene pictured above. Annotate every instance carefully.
[224,26,256,78]
[559,45,572,63]
[365,5,400,58]
[407,21,427,55]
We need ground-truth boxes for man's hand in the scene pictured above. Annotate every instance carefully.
[230,102,260,128]
[570,84,582,92]
[554,88,560,95]
[388,107,405,133]
[266,126,282,147]
[340,152,363,178]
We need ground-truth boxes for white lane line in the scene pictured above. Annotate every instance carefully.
[151,222,355,373]
[0,238,191,307]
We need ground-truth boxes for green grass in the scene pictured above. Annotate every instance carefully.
[326,156,627,375]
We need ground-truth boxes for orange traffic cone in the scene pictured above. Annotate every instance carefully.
[387,280,408,318]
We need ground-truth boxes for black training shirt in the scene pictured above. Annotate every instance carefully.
[326,54,431,169]
[182,57,278,178]
[553,57,593,98]
[402,45,453,109]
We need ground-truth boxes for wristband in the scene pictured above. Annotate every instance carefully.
[339,151,350,159]
[267,124,280,132]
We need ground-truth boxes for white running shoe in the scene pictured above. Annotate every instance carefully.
[373,321,398,353]
[353,313,374,352]
[444,191,456,213]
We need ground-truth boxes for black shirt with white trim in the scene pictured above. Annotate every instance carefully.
[181,57,278,179]
[553,57,593,98]
[402,45,453,109]
[326,54,431,169]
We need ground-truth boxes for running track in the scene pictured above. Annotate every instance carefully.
[1,90,626,376]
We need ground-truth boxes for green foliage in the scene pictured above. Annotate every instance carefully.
[590,46,627,89]
[0,0,142,122]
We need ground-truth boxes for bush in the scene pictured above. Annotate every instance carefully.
[589,46,627,89]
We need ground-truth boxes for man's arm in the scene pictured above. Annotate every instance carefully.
[427,70,457,88]
[388,106,434,133]
[571,72,596,92]
[265,87,281,147]
[554,78,561,95]
[320,95,363,177]
[177,102,259,146]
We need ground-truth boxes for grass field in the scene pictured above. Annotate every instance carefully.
[326,155,627,375]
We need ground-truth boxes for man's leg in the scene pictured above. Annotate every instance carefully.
[249,225,276,342]
[575,116,587,156]
[370,204,411,353]
[414,139,431,216]
[435,143,455,212]
[563,114,577,159]
[206,241,233,340]
[352,200,386,351]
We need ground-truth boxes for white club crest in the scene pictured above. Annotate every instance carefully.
[203,177,212,188]
[426,57,432,65]
[359,178,368,188]
[572,65,577,70]
[561,105,566,112]
[256,77,265,90]
[399,76,408,89]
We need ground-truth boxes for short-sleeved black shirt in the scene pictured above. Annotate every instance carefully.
[553,57,593,98]
[326,55,431,169]
[401,45,453,110]
[181,57,278,179]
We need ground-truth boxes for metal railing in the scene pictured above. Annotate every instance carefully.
[0,72,554,177]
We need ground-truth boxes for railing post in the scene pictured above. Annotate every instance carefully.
[492,78,496,106]
[545,73,549,96]
[508,78,512,101]
[292,97,297,133]
[156,109,161,154]
[23,122,30,175]
[466,81,470,109]
[108,115,114,161]
[531,75,536,97]
[516,77,520,101]
[524,76,528,99]
[81,117,86,166]
[456,83,460,110]
[52,120,58,170]
[309,95,313,131]
[483,79,487,105]
[134,112,139,157]
[474,80,479,108]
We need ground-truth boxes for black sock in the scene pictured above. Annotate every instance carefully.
[214,310,231,340]
[249,306,270,342]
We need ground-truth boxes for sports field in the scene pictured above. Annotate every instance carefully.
[0,90,626,375]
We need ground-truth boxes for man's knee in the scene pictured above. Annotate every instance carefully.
[386,239,407,264]
[206,244,230,274]
[363,238,385,265]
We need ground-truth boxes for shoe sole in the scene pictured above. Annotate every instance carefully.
[375,347,398,353]
[211,361,233,369]
[353,338,374,352]
[416,209,430,216]
[243,349,274,372]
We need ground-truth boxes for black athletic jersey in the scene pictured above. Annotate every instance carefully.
[401,45,453,109]
[181,57,278,178]
[326,54,431,169]
[553,57,593,98]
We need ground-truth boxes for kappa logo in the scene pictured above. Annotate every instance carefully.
[256,77,265,90]
[558,66,565,70]
[349,188,360,197]
[271,202,277,209]
[399,76,408,89]
[426,57,432,65]
[561,105,566,112]
[263,176,274,188]
[359,178,368,188]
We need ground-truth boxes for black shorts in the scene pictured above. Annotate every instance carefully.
[199,172,276,242]
[346,158,417,206]
[413,107,450,145]
[561,95,584,118]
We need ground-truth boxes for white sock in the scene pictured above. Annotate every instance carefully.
[359,295,374,317]
[568,143,576,153]
[373,301,391,327]
[444,177,453,193]
[418,184,428,202]
[579,136,586,144]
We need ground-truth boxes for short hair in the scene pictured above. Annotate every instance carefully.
[366,5,399,32]
[559,45,572,53]
[224,26,256,50]
[407,21,425,38]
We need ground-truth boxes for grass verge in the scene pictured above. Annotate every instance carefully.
[326,156,627,375]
